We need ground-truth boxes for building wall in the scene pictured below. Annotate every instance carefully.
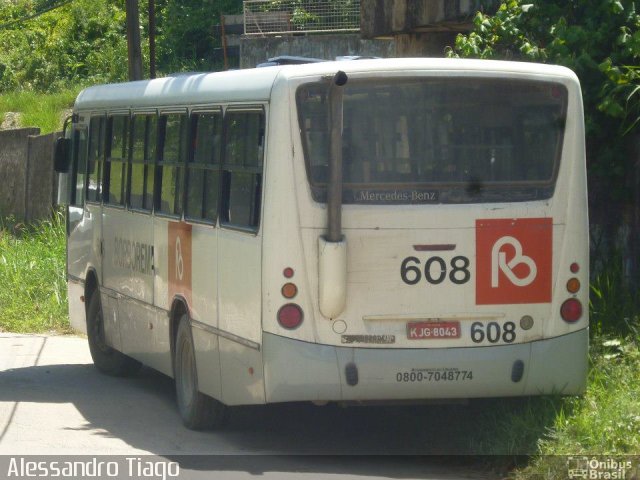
[240,34,395,69]
[360,0,499,56]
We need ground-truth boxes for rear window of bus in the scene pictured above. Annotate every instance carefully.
[297,77,568,204]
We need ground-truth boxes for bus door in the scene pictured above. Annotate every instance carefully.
[65,121,91,334]
[67,123,89,279]
[217,108,266,405]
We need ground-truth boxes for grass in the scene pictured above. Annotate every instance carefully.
[511,334,640,478]
[0,88,80,133]
[0,211,70,333]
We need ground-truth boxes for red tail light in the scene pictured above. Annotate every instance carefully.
[283,267,294,278]
[277,304,303,329]
[561,299,582,323]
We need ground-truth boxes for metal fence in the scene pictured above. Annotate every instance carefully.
[244,0,360,35]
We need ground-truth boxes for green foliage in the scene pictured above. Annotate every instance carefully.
[0,0,131,92]
[447,2,543,60]
[448,0,640,211]
[0,0,243,92]
[515,335,640,477]
[590,255,640,337]
[155,0,242,73]
[0,87,79,132]
[0,212,70,333]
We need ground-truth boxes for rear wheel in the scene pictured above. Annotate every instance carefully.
[174,314,228,430]
[86,291,140,376]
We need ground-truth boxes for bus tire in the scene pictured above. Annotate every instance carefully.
[174,314,228,430]
[86,292,141,376]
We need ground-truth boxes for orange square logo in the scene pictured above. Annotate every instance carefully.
[476,218,552,305]
[168,222,192,307]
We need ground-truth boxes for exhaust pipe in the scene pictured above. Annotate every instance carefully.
[319,71,348,319]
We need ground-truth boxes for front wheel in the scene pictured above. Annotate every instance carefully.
[86,292,140,376]
[174,314,227,430]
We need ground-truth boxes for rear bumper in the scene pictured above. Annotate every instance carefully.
[262,329,588,403]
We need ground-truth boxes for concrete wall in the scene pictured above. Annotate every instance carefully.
[240,34,395,68]
[0,128,59,222]
[361,0,499,37]
[360,0,500,56]
[25,132,59,221]
[0,128,39,220]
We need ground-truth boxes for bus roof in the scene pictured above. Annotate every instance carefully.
[74,58,578,111]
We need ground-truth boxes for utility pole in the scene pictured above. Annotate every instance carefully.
[126,0,143,81]
[149,0,156,79]
[220,13,229,71]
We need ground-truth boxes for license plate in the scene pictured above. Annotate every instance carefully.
[407,321,461,340]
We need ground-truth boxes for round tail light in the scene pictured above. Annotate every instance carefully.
[281,282,298,299]
[561,299,582,323]
[277,304,304,329]
[566,278,581,294]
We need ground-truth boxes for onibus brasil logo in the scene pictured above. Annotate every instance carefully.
[567,456,636,479]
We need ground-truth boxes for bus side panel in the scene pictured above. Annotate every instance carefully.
[86,203,103,287]
[68,278,87,334]
[219,338,265,405]
[216,103,269,405]
[192,328,222,400]
[190,223,222,397]
[260,77,320,346]
[152,216,175,377]
[67,152,91,335]
[67,204,95,336]
[102,207,164,371]
[263,333,342,403]
[100,289,122,351]
[543,82,589,340]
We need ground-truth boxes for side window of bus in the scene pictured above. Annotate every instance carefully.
[71,127,88,207]
[186,111,222,222]
[221,110,264,230]
[158,113,187,216]
[130,113,157,211]
[86,116,105,202]
[105,115,130,206]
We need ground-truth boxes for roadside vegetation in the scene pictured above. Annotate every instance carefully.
[468,335,640,471]
[0,212,69,333]
[0,88,79,133]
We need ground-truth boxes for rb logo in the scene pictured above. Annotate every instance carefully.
[476,218,552,305]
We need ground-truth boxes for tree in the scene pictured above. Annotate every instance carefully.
[0,0,131,91]
[448,0,640,271]
[154,0,242,73]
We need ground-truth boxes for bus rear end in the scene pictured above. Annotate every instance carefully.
[261,59,588,404]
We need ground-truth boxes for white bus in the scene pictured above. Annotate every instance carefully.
[55,58,589,429]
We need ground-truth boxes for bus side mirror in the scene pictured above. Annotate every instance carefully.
[54,137,71,173]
